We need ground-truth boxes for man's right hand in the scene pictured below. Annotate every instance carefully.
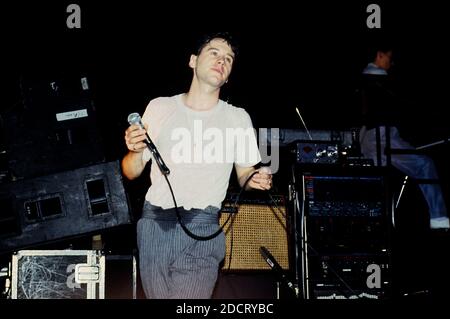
[125,124,148,153]
[121,123,149,180]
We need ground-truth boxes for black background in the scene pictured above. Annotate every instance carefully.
[2,1,449,159]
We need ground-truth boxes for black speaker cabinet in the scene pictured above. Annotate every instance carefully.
[0,161,131,254]
[293,165,392,300]
[219,193,290,271]
[2,74,105,180]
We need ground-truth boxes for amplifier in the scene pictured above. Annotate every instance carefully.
[295,140,340,164]
[219,193,290,271]
[293,166,392,299]
[304,175,385,218]
[300,169,390,254]
[307,254,391,300]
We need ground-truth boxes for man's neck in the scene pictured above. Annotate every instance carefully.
[184,81,221,111]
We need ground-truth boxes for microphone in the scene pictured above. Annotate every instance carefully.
[259,246,296,292]
[127,112,170,175]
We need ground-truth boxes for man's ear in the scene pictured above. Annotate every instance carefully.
[189,54,197,69]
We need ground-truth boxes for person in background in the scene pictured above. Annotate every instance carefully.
[358,44,449,230]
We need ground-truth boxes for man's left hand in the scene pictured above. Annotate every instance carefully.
[247,167,272,191]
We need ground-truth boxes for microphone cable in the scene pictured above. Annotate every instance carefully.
[128,112,258,240]
[165,170,258,241]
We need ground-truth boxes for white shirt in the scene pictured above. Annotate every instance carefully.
[141,94,261,209]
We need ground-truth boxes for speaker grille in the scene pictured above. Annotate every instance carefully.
[219,196,289,271]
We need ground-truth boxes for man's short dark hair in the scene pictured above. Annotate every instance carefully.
[193,32,239,58]
[369,44,393,61]
[367,35,394,62]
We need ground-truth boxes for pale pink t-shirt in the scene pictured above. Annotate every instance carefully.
[141,94,261,210]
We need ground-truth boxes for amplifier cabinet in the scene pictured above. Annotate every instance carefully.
[219,194,290,271]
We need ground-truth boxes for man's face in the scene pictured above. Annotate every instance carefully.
[189,38,235,87]
[376,50,393,71]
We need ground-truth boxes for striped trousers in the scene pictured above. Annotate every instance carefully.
[137,201,225,299]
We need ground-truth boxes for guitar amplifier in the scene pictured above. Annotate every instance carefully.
[219,193,290,271]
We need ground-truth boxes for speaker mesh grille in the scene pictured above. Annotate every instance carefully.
[219,199,289,270]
